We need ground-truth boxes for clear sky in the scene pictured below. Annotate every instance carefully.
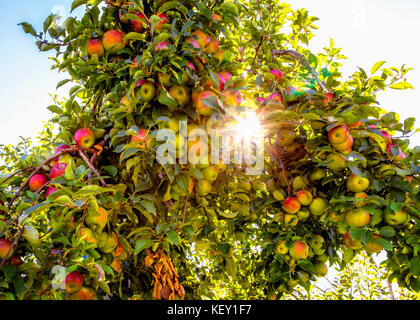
[0,0,419,147]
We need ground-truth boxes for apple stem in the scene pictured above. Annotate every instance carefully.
[0,225,25,268]
[78,150,108,187]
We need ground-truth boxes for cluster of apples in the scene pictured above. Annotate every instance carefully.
[64,271,95,300]
[27,128,96,196]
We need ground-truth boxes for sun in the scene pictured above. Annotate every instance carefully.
[232,111,264,142]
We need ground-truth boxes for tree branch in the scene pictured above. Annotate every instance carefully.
[78,149,108,187]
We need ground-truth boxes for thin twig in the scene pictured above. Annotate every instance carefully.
[182,196,188,224]
[78,150,108,187]
[387,279,396,300]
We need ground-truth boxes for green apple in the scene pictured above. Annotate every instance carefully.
[310,235,324,250]
[202,165,219,182]
[346,174,369,193]
[345,208,371,227]
[309,198,328,216]
[384,207,408,225]
[310,168,326,182]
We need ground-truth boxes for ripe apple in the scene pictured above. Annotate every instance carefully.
[310,235,324,250]
[265,93,283,109]
[194,179,212,196]
[131,129,150,149]
[289,241,309,260]
[346,174,369,192]
[87,39,104,57]
[380,130,392,144]
[365,234,383,254]
[79,227,98,245]
[345,208,371,227]
[65,271,83,293]
[323,92,334,104]
[309,198,328,216]
[386,143,406,161]
[277,129,295,147]
[313,263,328,277]
[193,90,217,116]
[169,85,190,106]
[131,12,147,32]
[275,240,288,254]
[74,128,95,148]
[269,69,284,82]
[221,90,242,107]
[185,37,201,53]
[210,13,222,25]
[328,124,349,144]
[86,207,108,232]
[154,13,168,32]
[217,71,232,91]
[102,30,126,53]
[282,197,301,214]
[0,239,13,261]
[326,153,346,171]
[191,30,210,50]
[353,192,367,207]
[309,168,326,182]
[29,173,48,192]
[206,37,219,54]
[343,231,363,250]
[45,186,58,198]
[384,207,408,225]
[296,189,313,206]
[202,165,219,182]
[138,81,156,102]
[50,163,67,179]
[155,40,170,51]
[67,287,95,300]
[333,135,353,153]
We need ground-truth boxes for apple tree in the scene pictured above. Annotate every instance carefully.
[0,0,419,300]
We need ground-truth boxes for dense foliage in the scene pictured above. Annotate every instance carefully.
[0,0,419,300]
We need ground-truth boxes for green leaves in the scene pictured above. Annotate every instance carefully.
[371,61,386,75]
[134,238,153,255]
[410,256,420,277]
[71,0,88,12]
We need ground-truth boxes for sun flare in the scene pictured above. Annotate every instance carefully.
[232,111,264,142]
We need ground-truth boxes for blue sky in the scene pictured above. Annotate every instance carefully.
[0,0,419,148]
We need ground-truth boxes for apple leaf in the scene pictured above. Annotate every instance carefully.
[379,226,395,237]
[373,238,393,251]
[166,230,180,246]
[134,238,153,255]
[410,256,420,277]
[371,61,386,75]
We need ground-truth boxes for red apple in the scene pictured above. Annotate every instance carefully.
[50,163,67,179]
[193,90,217,116]
[282,197,301,214]
[206,37,219,54]
[65,271,83,293]
[131,12,147,32]
[87,39,105,57]
[328,124,349,144]
[74,128,96,148]
[217,71,232,91]
[45,186,58,198]
[28,173,48,192]
[102,30,126,54]
[155,41,170,51]
[333,135,353,153]
[154,13,168,31]
[221,90,242,107]
[343,231,363,250]
[0,239,13,261]
[380,130,392,144]
[289,241,309,260]
[296,189,313,206]
[67,287,95,300]
[131,129,150,149]
[270,69,284,82]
